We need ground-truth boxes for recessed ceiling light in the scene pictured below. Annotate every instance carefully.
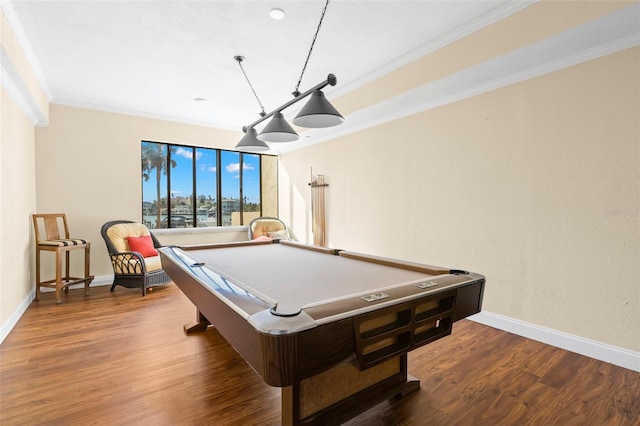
[193,97,208,103]
[269,8,285,20]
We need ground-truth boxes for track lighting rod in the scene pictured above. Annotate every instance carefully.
[242,74,337,133]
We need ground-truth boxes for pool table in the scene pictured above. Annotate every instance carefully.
[159,240,485,425]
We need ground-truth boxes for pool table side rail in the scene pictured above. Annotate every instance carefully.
[338,250,452,276]
[180,238,341,255]
[159,246,276,318]
[302,273,482,325]
[162,248,484,388]
[159,249,273,379]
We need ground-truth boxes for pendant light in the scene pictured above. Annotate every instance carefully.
[257,111,299,142]
[235,128,270,152]
[293,90,344,128]
[234,0,344,151]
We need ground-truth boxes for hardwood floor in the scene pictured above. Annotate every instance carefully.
[1,284,637,425]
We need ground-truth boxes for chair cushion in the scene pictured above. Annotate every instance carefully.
[251,220,286,239]
[106,223,151,253]
[38,239,88,247]
[127,235,158,258]
[145,255,163,272]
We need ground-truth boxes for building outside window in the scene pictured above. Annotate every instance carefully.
[141,140,277,229]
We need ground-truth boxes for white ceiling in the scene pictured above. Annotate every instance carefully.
[3,0,640,153]
[3,1,520,125]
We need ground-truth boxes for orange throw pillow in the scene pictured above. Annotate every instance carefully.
[127,235,158,258]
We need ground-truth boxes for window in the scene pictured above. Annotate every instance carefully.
[221,151,240,226]
[141,141,277,229]
[195,147,218,227]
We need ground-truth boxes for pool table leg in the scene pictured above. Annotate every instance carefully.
[183,309,211,334]
[281,386,296,426]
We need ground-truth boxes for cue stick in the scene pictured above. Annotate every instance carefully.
[311,168,317,246]
[318,174,326,246]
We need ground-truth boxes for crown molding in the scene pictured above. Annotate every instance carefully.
[276,3,640,155]
[330,0,538,100]
[0,46,48,126]
[51,97,239,132]
[0,1,52,100]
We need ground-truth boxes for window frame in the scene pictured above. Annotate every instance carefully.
[141,140,270,229]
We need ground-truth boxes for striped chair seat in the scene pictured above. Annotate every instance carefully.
[39,239,88,247]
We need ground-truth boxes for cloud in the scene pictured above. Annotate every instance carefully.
[199,164,217,173]
[175,147,202,160]
[226,163,255,173]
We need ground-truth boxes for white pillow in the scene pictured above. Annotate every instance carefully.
[266,230,290,240]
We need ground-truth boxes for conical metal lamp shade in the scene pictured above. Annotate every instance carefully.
[257,111,299,142]
[235,128,270,152]
[293,90,344,128]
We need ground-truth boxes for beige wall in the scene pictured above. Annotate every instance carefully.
[1,7,40,337]
[0,86,37,329]
[34,105,276,279]
[280,47,640,352]
[261,155,279,217]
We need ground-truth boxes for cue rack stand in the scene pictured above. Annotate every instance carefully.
[308,168,329,247]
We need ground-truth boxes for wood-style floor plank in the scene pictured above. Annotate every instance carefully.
[1,284,637,425]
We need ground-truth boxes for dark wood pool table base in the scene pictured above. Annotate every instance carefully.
[282,354,421,425]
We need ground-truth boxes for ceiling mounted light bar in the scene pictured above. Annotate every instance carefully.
[236,74,343,150]
[241,73,341,136]
[234,0,344,152]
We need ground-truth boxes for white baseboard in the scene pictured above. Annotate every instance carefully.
[0,288,35,345]
[469,311,640,372]
[0,275,113,345]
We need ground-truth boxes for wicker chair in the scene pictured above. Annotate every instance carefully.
[101,220,171,296]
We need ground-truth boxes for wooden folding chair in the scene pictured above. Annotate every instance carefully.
[32,213,94,304]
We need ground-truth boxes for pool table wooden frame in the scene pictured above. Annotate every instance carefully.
[159,240,485,425]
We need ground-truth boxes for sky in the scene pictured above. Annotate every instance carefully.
[142,142,261,205]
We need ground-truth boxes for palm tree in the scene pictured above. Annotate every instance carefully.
[142,143,176,227]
